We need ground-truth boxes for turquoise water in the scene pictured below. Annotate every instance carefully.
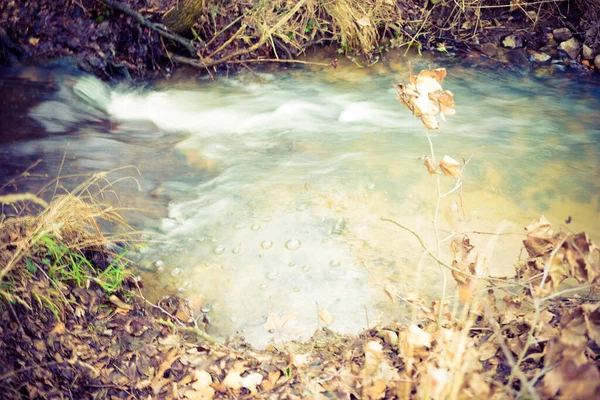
[1,56,598,347]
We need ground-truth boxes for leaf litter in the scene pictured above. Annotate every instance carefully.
[2,208,599,399]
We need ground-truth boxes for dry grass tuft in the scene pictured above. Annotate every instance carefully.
[0,171,140,317]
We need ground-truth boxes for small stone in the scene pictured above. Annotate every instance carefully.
[528,50,551,63]
[480,42,498,58]
[559,38,580,60]
[544,33,557,47]
[595,55,600,71]
[582,44,593,60]
[552,27,572,42]
[502,34,523,49]
[507,50,530,68]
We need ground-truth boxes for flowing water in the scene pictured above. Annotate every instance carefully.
[1,55,599,347]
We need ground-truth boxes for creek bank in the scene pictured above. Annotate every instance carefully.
[1,0,599,79]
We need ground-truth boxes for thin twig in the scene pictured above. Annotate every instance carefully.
[101,0,196,55]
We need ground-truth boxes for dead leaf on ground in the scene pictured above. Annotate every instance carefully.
[318,308,335,325]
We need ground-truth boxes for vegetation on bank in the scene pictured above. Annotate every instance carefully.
[1,0,599,78]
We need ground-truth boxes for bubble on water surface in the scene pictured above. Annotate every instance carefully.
[367,183,376,190]
[234,223,246,230]
[259,283,268,289]
[232,247,241,254]
[171,268,183,276]
[285,239,302,251]
[261,240,274,249]
[301,265,311,272]
[293,287,301,292]
[266,271,279,280]
[329,259,341,267]
[263,216,272,222]
[213,245,225,255]
[288,261,296,267]
[251,224,261,231]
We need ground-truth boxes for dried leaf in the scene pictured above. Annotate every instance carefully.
[377,330,399,345]
[399,325,432,358]
[395,66,455,130]
[356,15,371,27]
[439,155,461,178]
[241,373,263,394]
[457,281,474,303]
[223,371,243,390]
[478,342,498,361]
[50,322,66,334]
[383,284,397,302]
[187,370,215,400]
[364,380,387,399]
[364,341,383,373]
[438,91,456,119]
[109,294,133,310]
[421,156,439,174]
[29,37,40,46]
[420,113,440,130]
[318,308,335,325]
[291,353,310,368]
[159,334,182,349]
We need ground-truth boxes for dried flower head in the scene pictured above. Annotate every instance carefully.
[395,65,456,130]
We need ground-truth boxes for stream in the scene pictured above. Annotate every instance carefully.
[1,54,599,348]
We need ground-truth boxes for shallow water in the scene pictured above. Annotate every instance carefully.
[1,55,599,347]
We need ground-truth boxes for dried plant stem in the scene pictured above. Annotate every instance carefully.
[507,296,540,388]
[424,129,447,326]
[485,305,540,400]
[381,217,479,279]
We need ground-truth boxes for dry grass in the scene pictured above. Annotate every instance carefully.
[0,170,141,316]
[167,0,577,71]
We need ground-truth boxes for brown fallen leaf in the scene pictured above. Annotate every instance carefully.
[318,308,335,325]
[364,380,387,399]
[223,371,243,390]
[109,294,133,310]
[186,370,214,400]
[241,372,263,395]
[364,341,384,375]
